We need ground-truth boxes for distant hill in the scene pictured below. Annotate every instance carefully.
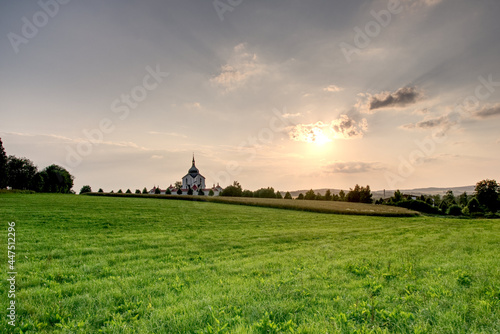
[287,186,475,200]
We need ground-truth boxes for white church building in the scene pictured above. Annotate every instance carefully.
[150,156,223,196]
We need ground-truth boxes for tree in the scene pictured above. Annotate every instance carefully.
[126,189,132,194]
[117,189,123,193]
[297,193,304,200]
[393,190,403,203]
[135,189,141,194]
[221,181,243,197]
[40,164,74,193]
[447,205,463,216]
[304,189,316,200]
[474,179,499,212]
[466,197,482,214]
[242,190,254,197]
[80,185,92,194]
[208,189,214,196]
[360,185,373,204]
[155,187,161,194]
[324,189,332,201]
[439,201,448,214]
[0,138,7,188]
[253,187,276,198]
[316,192,323,200]
[187,188,193,195]
[443,190,456,205]
[30,171,46,192]
[142,187,148,194]
[166,188,171,195]
[284,191,292,199]
[98,188,104,193]
[110,190,114,193]
[346,185,361,203]
[6,156,37,190]
[458,192,469,207]
[198,189,204,196]
[276,191,283,199]
[339,190,346,201]
[174,181,182,189]
[177,188,182,195]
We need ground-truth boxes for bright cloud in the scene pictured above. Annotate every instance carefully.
[289,115,368,143]
[323,84,343,93]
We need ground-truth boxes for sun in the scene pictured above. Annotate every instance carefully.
[310,128,332,145]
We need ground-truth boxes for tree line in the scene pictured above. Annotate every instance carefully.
[220,181,373,203]
[381,179,500,216]
[0,138,74,193]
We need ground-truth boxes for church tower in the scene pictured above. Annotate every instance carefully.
[182,155,206,190]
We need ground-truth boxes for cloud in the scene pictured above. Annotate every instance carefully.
[210,43,265,92]
[184,102,201,109]
[358,87,423,113]
[324,161,382,174]
[323,85,343,93]
[151,155,163,159]
[282,112,301,118]
[401,115,449,130]
[289,115,368,143]
[473,104,500,119]
[149,131,188,138]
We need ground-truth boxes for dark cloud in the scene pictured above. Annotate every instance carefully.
[401,115,451,130]
[324,161,381,174]
[474,104,500,118]
[369,87,423,111]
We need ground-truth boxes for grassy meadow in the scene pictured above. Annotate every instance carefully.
[0,193,499,333]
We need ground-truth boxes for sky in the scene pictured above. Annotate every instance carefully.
[1,0,500,193]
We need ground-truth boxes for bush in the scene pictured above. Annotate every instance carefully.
[117,189,123,194]
[208,189,214,196]
[395,200,441,215]
[79,185,92,194]
[155,187,161,195]
[98,188,103,193]
[126,189,132,194]
[135,189,141,194]
[467,197,482,213]
[166,188,171,195]
[447,205,463,216]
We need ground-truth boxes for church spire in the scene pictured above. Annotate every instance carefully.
[192,153,195,166]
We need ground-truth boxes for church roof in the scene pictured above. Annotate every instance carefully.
[186,155,203,178]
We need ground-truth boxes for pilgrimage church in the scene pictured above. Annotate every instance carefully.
[149,155,223,196]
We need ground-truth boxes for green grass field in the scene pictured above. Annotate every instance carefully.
[0,194,499,333]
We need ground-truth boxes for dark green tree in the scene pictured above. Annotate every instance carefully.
[297,193,304,200]
[177,188,182,195]
[79,185,92,194]
[276,191,283,199]
[117,189,123,193]
[284,191,292,199]
[187,188,193,195]
[221,181,243,197]
[474,179,499,212]
[166,188,171,195]
[360,185,373,204]
[443,190,456,205]
[324,189,332,201]
[458,192,469,207]
[347,184,361,202]
[135,189,141,194]
[155,187,161,194]
[175,181,182,189]
[242,190,254,197]
[126,189,132,194]
[6,156,37,190]
[304,189,316,200]
[339,190,346,201]
[254,187,276,198]
[40,164,74,193]
[466,197,482,214]
[0,138,7,188]
[198,189,204,196]
[142,187,148,194]
[393,190,403,203]
[208,189,214,196]
[98,188,104,193]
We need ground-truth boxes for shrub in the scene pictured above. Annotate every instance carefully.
[98,188,103,193]
[155,187,161,195]
[126,189,132,194]
[208,189,214,196]
[447,205,463,216]
[135,189,141,194]
[79,185,92,194]
[395,200,441,215]
[166,188,171,195]
[467,197,482,213]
